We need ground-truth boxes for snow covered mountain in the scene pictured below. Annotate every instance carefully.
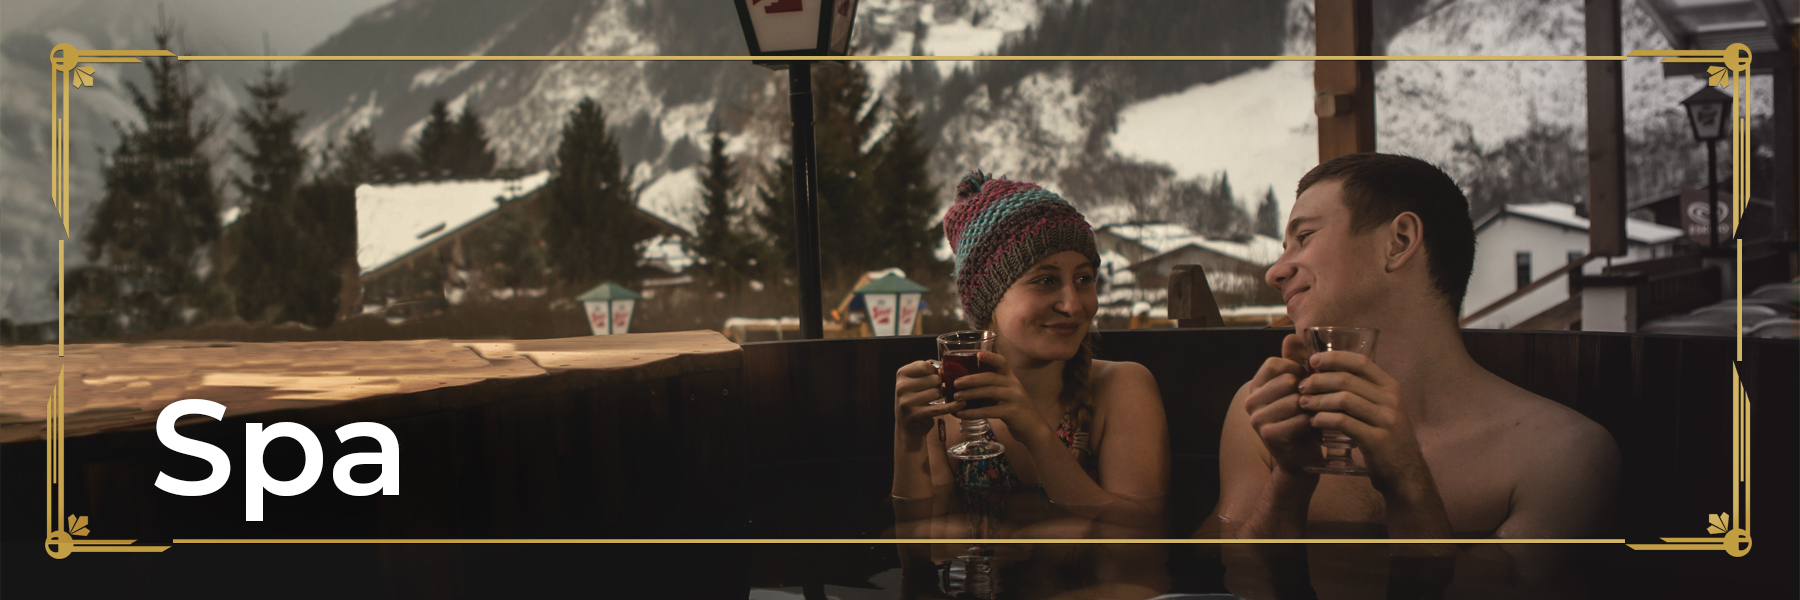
[2,0,1767,324]
[1,0,267,326]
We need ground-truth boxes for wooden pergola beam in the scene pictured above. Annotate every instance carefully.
[1314,0,1375,162]
[1586,0,1628,257]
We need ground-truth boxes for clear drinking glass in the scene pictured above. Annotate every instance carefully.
[929,330,1004,460]
[1301,326,1379,476]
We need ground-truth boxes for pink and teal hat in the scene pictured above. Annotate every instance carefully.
[943,171,1099,329]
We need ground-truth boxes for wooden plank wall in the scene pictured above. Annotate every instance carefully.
[736,329,1796,545]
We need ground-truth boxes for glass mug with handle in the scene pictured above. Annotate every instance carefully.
[1301,326,1379,476]
[928,330,1005,460]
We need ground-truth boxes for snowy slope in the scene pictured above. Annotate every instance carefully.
[1111,60,1318,224]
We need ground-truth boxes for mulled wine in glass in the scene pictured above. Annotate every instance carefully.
[930,330,1004,460]
[1301,326,1379,476]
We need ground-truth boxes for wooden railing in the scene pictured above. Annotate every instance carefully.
[1634,266,1724,322]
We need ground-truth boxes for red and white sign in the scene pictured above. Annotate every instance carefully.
[867,294,897,337]
[896,293,921,336]
[610,300,635,335]
[1680,184,1732,245]
[583,300,636,335]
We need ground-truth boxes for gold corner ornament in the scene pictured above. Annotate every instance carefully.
[48,44,173,237]
[1620,43,1754,557]
[43,367,170,558]
[45,43,176,559]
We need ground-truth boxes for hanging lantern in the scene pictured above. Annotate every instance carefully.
[575,282,644,336]
[733,0,860,69]
[851,273,928,336]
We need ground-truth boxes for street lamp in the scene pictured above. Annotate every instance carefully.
[733,0,860,340]
[576,282,643,335]
[852,273,928,336]
[1681,84,1732,249]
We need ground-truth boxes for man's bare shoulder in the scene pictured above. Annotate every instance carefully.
[1476,376,1622,538]
[1479,374,1619,471]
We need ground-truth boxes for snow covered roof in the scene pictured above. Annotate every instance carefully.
[1083,204,1139,228]
[1189,235,1283,266]
[1483,202,1684,245]
[1104,223,1283,267]
[636,167,700,236]
[1099,223,1206,255]
[355,171,552,276]
[636,233,695,274]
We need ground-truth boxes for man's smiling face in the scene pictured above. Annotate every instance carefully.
[1264,179,1389,330]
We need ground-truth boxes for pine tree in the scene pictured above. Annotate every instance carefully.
[870,95,939,282]
[452,106,497,178]
[84,21,222,332]
[415,100,458,178]
[693,124,752,293]
[755,62,882,298]
[324,126,379,185]
[225,64,312,324]
[541,97,650,289]
[1255,187,1281,239]
[754,157,798,285]
[1194,171,1249,240]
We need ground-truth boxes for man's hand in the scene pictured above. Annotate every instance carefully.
[1243,334,1322,474]
[1296,350,1431,498]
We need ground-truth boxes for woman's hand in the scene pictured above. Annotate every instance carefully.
[895,360,963,437]
[943,351,1049,439]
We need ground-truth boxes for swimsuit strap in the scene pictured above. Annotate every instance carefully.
[950,411,1097,493]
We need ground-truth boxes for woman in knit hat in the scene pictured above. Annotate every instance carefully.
[891,171,1171,514]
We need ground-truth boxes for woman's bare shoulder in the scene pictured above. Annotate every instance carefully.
[1089,359,1161,403]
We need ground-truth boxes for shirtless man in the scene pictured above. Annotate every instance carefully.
[1211,153,1620,548]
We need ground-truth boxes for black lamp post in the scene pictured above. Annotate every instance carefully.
[1681,85,1732,249]
[734,0,860,340]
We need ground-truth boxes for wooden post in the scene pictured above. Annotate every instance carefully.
[1167,264,1225,328]
[1585,0,1628,257]
[1783,32,1799,248]
[1314,0,1375,162]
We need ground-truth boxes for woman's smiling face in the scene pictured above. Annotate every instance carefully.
[988,251,1099,363]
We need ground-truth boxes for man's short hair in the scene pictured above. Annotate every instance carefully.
[1296,153,1476,314]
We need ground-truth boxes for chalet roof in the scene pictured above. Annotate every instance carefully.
[357,171,697,278]
[355,172,552,275]
[1099,222,1283,266]
[1475,202,1684,245]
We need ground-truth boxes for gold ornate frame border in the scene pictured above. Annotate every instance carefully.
[39,45,1756,557]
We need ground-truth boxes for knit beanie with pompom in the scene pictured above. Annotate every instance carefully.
[942,170,1100,329]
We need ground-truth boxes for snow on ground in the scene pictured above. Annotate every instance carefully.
[1109,60,1318,228]
[355,171,552,275]
[916,0,1041,78]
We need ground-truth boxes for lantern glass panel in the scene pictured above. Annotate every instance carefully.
[828,0,858,54]
[743,0,822,52]
[1688,101,1725,141]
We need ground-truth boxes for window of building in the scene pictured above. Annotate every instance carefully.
[1516,251,1532,290]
